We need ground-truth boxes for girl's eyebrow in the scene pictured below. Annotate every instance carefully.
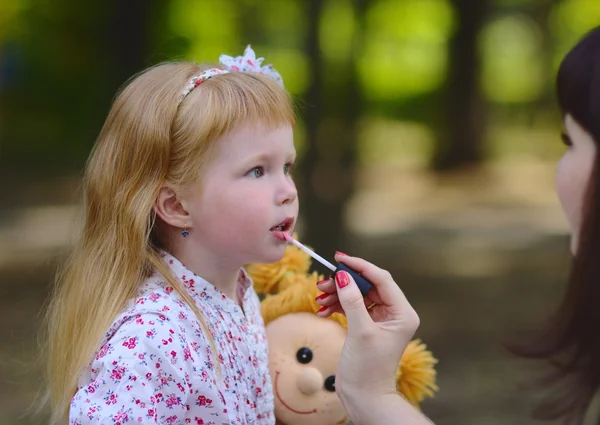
[244,153,270,164]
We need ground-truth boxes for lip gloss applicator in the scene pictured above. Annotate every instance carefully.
[284,234,373,296]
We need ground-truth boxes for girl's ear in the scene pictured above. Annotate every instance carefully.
[154,186,190,229]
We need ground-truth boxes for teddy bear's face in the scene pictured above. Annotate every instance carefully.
[266,312,348,425]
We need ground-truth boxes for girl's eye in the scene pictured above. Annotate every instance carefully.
[284,162,295,175]
[248,167,264,178]
[561,132,572,147]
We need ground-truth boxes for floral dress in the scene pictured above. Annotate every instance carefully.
[69,251,274,424]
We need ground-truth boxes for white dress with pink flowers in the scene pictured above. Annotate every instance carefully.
[69,251,274,425]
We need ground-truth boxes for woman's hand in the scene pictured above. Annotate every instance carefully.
[316,253,420,403]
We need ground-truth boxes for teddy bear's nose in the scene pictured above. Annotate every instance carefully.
[296,367,323,395]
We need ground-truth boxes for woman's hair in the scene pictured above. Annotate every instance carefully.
[42,61,295,424]
[510,25,600,424]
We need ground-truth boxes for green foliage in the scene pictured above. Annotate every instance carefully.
[480,13,545,103]
[359,0,455,100]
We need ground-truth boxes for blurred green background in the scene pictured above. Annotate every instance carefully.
[1,0,598,424]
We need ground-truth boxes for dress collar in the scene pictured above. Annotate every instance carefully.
[159,250,253,314]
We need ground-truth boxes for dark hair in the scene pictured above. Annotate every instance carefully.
[510,26,600,424]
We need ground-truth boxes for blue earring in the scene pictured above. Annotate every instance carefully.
[182,225,189,238]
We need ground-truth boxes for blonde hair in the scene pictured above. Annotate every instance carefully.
[42,62,295,424]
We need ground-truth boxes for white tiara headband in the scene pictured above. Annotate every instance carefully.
[177,45,284,105]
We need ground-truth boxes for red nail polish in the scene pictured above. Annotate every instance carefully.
[317,306,327,313]
[316,279,328,286]
[335,271,350,288]
[316,293,328,301]
[335,251,348,256]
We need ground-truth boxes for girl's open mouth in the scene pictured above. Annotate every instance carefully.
[270,217,294,241]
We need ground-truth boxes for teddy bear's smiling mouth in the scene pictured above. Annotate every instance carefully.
[274,371,317,415]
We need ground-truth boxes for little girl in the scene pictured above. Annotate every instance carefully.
[43,46,298,425]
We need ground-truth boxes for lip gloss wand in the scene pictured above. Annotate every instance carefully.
[284,234,373,296]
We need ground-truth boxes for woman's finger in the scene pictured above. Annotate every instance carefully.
[334,253,407,310]
[333,271,373,332]
[316,303,345,317]
[316,278,335,294]
[315,292,339,307]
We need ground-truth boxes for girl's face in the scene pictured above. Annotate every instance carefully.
[184,121,299,267]
[556,114,597,254]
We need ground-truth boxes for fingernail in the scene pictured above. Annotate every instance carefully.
[335,251,348,256]
[316,293,328,301]
[317,306,327,313]
[335,271,350,288]
[316,279,328,286]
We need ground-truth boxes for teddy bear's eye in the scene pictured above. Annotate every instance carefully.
[324,375,336,392]
[296,347,313,364]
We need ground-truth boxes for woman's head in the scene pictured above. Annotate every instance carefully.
[512,25,600,425]
[555,26,600,254]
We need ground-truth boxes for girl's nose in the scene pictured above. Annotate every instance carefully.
[296,367,323,395]
[278,180,297,205]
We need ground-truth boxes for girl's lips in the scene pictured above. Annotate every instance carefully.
[271,229,291,242]
[270,217,294,241]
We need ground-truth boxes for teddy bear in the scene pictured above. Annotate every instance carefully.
[246,241,438,425]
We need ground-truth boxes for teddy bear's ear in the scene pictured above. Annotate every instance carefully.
[246,234,312,296]
[395,339,439,407]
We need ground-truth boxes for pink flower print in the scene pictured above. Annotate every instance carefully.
[165,286,174,294]
[171,350,177,358]
[165,393,182,408]
[147,408,156,419]
[177,382,185,393]
[194,418,205,425]
[114,410,128,422]
[110,365,126,380]
[158,314,166,321]
[178,312,186,320]
[183,346,192,361]
[200,291,207,298]
[196,395,213,407]
[146,329,155,338]
[166,415,178,424]
[149,293,160,302]
[96,344,109,360]
[145,372,152,379]
[122,337,137,349]
[162,305,171,312]
[105,392,118,405]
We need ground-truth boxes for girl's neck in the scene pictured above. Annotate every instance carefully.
[170,244,242,302]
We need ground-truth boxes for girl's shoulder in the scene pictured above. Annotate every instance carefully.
[100,272,202,348]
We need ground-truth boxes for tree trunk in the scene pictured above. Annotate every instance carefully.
[432,0,488,170]
[108,0,166,89]
[298,0,364,258]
